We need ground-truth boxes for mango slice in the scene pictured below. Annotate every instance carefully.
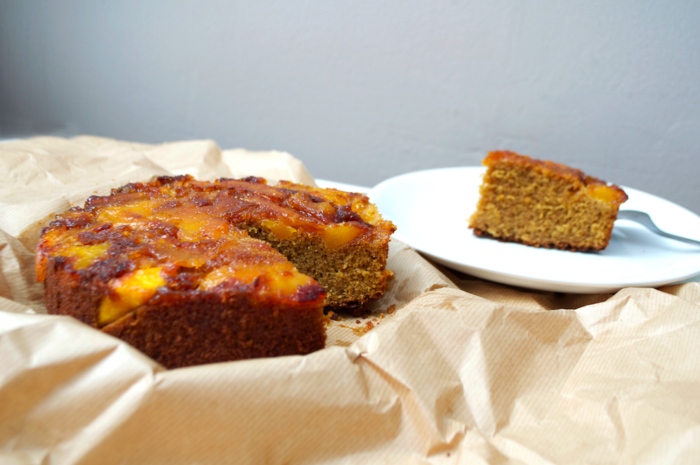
[262,219,297,240]
[588,184,621,204]
[200,265,315,297]
[320,224,365,250]
[97,200,155,224]
[65,243,110,270]
[98,267,167,326]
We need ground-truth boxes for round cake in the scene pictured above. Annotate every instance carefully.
[37,175,395,368]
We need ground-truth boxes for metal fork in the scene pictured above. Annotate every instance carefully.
[616,210,700,247]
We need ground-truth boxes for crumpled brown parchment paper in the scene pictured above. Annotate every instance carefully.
[1,136,699,464]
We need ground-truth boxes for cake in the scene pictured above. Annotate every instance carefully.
[468,151,628,251]
[37,175,395,368]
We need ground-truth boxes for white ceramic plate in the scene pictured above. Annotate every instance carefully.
[369,167,700,293]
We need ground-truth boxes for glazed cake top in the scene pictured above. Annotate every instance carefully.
[484,151,628,205]
[37,175,392,327]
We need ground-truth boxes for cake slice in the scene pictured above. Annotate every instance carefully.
[468,151,628,251]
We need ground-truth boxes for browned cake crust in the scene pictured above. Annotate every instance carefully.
[37,175,395,368]
[102,292,326,368]
[469,151,628,252]
[44,260,326,367]
[471,228,599,252]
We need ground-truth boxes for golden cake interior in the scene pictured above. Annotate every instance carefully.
[468,151,628,251]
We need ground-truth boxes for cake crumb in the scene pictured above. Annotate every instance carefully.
[350,319,376,336]
[323,313,333,327]
[387,304,396,315]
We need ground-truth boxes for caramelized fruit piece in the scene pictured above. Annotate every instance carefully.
[588,184,623,204]
[151,208,230,242]
[263,271,314,296]
[66,243,110,270]
[200,265,261,289]
[321,224,366,250]
[200,264,316,298]
[96,200,155,224]
[262,219,297,240]
[98,267,167,326]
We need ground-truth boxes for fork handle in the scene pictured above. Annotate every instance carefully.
[648,227,700,247]
[617,210,700,247]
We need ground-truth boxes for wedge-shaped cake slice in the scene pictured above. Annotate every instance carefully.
[469,151,628,251]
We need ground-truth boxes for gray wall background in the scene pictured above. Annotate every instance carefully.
[1,1,699,213]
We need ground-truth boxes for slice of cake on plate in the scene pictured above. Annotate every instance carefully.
[468,151,628,252]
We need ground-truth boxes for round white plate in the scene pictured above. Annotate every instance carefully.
[369,167,700,293]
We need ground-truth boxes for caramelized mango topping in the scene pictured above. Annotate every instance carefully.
[153,209,229,241]
[38,175,390,318]
[155,243,210,268]
[98,267,167,326]
[200,264,316,298]
[265,271,314,295]
[200,265,260,289]
[352,200,381,225]
[96,200,155,224]
[321,224,365,250]
[262,219,297,240]
[66,243,110,270]
[588,184,623,204]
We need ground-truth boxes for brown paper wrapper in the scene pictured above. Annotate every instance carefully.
[1,136,699,463]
